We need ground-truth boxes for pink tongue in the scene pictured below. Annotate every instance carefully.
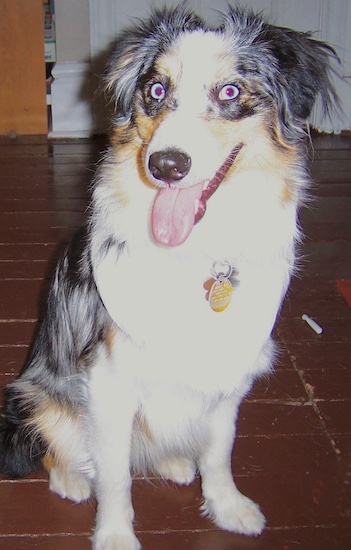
[152,183,204,247]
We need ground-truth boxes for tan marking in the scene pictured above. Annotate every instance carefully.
[42,451,57,472]
[107,136,141,206]
[136,146,154,189]
[105,323,116,355]
[134,105,169,145]
[135,412,154,444]
[154,51,182,85]
[26,396,81,471]
[281,180,294,206]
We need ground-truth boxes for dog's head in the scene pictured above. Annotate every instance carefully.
[104,5,338,247]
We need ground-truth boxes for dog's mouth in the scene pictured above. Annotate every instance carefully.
[151,144,243,247]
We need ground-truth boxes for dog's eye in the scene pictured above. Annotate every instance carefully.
[218,85,240,101]
[150,83,166,101]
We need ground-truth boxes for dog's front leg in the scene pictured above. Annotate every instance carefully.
[89,368,141,550]
[199,395,266,536]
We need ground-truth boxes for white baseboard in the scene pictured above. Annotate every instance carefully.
[50,61,94,138]
[49,130,93,139]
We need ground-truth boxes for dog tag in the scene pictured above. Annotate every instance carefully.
[203,261,239,312]
[209,278,233,312]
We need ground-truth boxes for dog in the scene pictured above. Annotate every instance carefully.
[0,5,338,549]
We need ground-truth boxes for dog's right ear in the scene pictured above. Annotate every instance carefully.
[103,4,203,127]
[103,29,155,127]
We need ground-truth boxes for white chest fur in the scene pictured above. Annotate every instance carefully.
[94,243,288,394]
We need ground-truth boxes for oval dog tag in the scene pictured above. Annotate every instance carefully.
[209,278,233,312]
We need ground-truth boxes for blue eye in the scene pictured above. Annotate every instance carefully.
[218,84,240,101]
[150,82,166,101]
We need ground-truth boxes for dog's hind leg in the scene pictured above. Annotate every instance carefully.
[156,456,196,485]
[38,407,94,503]
[198,395,266,536]
[43,453,92,502]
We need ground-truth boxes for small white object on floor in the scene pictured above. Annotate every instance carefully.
[302,314,323,335]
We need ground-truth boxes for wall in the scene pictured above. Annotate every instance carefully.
[51,0,93,137]
[55,0,90,62]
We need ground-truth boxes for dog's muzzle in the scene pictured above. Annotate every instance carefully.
[150,144,243,247]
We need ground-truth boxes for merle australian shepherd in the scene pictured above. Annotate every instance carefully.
[0,4,338,549]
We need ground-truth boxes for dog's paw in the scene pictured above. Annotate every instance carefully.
[201,491,266,536]
[157,457,196,485]
[49,468,91,503]
[92,531,141,550]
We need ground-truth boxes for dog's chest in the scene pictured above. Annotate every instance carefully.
[95,244,285,391]
[97,245,235,336]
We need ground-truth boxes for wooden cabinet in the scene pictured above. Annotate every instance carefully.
[0,0,48,135]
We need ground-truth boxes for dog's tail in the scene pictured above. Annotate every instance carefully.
[0,227,112,478]
[0,385,46,478]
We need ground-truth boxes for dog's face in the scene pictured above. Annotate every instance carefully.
[138,31,245,178]
[104,6,337,247]
[135,30,271,246]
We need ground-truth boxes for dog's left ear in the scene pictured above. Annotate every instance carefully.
[263,24,339,121]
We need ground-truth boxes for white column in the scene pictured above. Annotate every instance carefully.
[50,61,94,138]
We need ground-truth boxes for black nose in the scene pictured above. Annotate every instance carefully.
[148,149,191,183]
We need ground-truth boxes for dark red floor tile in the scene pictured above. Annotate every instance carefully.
[316,401,351,436]
[0,320,38,346]
[311,158,351,173]
[3,527,350,550]
[138,527,351,550]
[300,368,351,400]
[0,260,54,280]
[301,221,351,242]
[233,435,350,528]
[0,537,91,550]
[247,369,308,403]
[316,182,351,197]
[286,341,351,371]
[302,242,351,279]
[237,402,323,436]
[0,226,76,245]
[0,243,59,262]
[0,481,95,536]
[331,435,351,458]
[0,181,89,200]
[0,211,85,232]
[0,346,29,375]
[302,198,351,225]
[0,197,87,214]
[0,279,48,320]
[281,288,350,319]
[289,274,343,295]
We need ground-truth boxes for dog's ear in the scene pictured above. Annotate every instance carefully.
[223,8,339,140]
[103,27,159,127]
[262,24,339,122]
[104,5,203,126]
